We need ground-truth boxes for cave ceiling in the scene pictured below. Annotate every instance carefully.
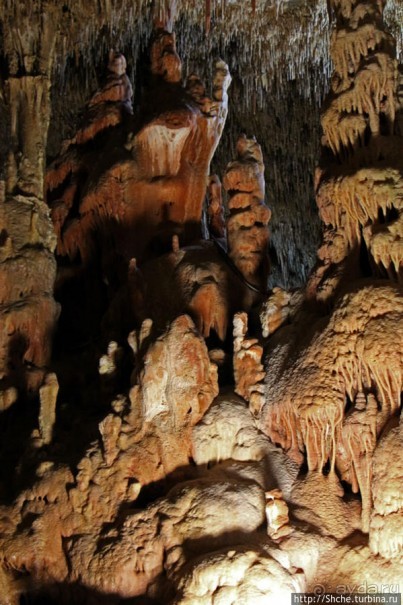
[0,0,402,284]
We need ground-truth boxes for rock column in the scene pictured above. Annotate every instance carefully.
[0,5,59,392]
[223,135,271,292]
[308,0,401,301]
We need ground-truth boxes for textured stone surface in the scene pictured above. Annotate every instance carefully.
[46,36,230,275]
[307,0,402,301]
[260,283,402,533]
[133,314,218,426]
[0,1,401,602]
[370,417,403,560]
[233,312,265,415]
[172,546,304,604]
[223,135,271,291]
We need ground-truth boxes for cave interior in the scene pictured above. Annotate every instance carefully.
[0,0,402,603]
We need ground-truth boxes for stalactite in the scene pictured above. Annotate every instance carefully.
[260,281,403,534]
[3,0,378,288]
[307,0,402,301]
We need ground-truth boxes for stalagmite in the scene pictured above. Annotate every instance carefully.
[135,314,218,426]
[150,29,182,83]
[233,312,265,416]
[223,135,271,291]
[61,50,133,149]
[46,31,231,278]
[38,373,59,445]
[99,413,123,467]
[99,341,123,377]
[99,341,124,400]
[260,287,294,337]
[265,489,292,539]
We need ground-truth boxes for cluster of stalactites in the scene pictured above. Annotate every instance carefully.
[223,135,271,291]
[322,0,398,160]
[261,284,403,532]
[307,0,402,300]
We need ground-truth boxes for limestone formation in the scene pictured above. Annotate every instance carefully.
[60,49,133,151]
[369,416,403,560]
[131,314,218,426]
[265,489,292,540]
[0,6,59,393]
[126,236,265,343]
[255,0,402,546]
[233,312,265,416]
[223,134,271,291]
[172,547,304,604]
[46,35,231,276]
[0,0,402,602]
[206,175,226,240]
[192,394,300,498]
[38,373,59,445]
[259,284,402,529]
[259,287,303,337]
[289,471,362,541]
[308,0,402,301]
[99,341,123,377]
[0,385,299,602]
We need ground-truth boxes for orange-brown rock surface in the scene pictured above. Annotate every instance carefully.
[223,135,271,292]
[258,0,403,538]
[206,175,226,240]
[0,371,307,602]
[0,8,59,394]
[118,134,271,341]
[369,415,403,560]
[233,312,265,416]
[46,32,231,277]
[0,314,221,599]
[307,0,402,301]
[0,0,402,602]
